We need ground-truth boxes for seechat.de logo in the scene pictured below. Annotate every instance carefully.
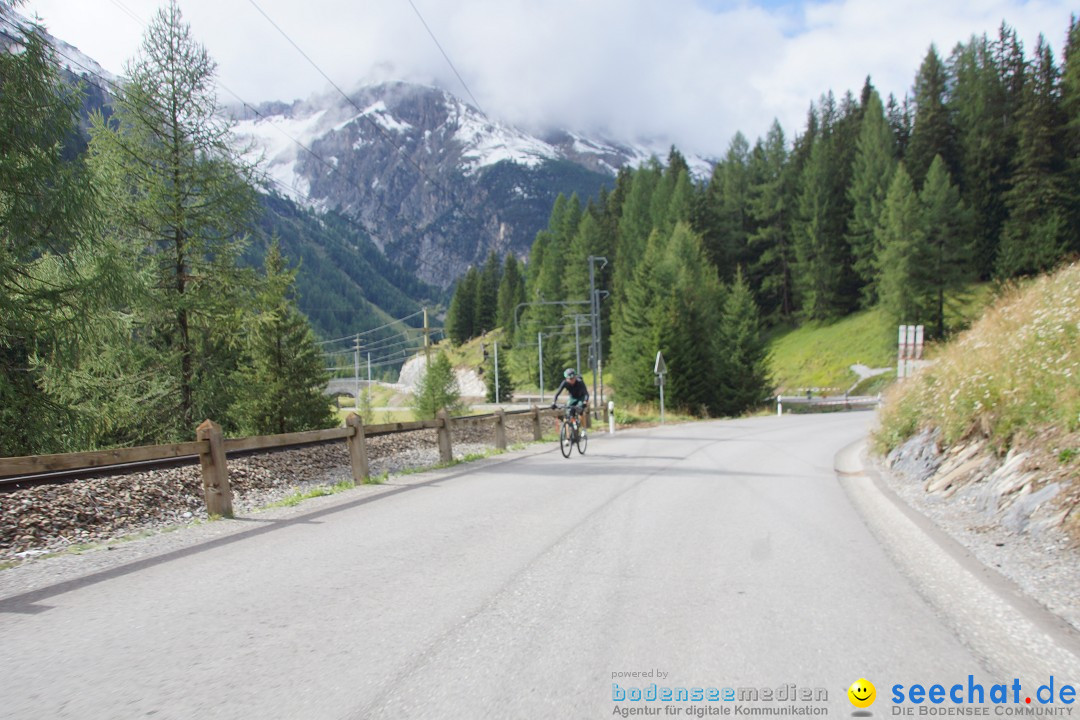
[849,679,877,709]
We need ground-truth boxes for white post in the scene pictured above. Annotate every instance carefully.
[494,341,500,405]
[659,377,665,425]
[538,332,544,404]
[608,401,615,434]
[777,396,783,416]
[354,333,361,411]
[897,325,907,379]
[906,324,917,378]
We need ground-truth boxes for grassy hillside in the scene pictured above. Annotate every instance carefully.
[767,308,897,393]
[767,284,996,394]
[877,263,1080,453]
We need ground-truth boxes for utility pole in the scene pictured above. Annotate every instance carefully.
[494,341,500,404]
[573,315,582,374]
[353,334,361,412]
[538,331,544,404]
[423,307,432,367]
[588,256,608,413]
[367,352,371,384]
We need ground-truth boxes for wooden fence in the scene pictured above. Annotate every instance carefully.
[0,407,559,518]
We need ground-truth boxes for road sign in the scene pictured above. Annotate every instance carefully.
[654,351,667,376]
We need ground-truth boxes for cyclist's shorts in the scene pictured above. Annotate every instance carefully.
[568,398,586,408]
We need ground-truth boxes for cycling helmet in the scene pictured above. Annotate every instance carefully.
[564,368,576,379]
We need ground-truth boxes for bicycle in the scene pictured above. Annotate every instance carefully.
[554,403,588,458]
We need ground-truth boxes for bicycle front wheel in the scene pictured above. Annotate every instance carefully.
[559,422,573,458]
[576,426,588,455]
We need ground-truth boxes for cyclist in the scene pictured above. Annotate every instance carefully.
[551,368,589,429]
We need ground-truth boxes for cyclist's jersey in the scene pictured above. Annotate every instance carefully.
[553,378,589,405]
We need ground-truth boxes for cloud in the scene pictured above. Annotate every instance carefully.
[22,0,1078,157]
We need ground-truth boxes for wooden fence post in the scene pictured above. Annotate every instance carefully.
[345,413,369,483]
[494,408,507,450]
[196,420,233,518]
[531,406,542,441]
[437,409,454,463]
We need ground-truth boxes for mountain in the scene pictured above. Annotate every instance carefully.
[232,82,715,287]
[249,194,441,340]
[11,9,715,336]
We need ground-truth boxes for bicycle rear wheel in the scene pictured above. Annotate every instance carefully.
[559,422,573,458]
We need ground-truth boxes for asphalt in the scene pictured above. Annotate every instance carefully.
[0,413,1075,719]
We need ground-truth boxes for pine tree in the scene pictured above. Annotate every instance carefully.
[235,241,334,435]
[877,165,925,326]
[847,88,897,304]
[411,352,462,420]
[484,344,514,402]
[0,21,108,454]
[997,36,1069,277]
[446,267,478,344]
[886,93,913,159]
[474,250,500,335]
[793,136,844,320]
[612,161,662,316]
[612,223,723,409]
[716,269,770,416]
[949,31,1018,278]
[701,133,752,282]
[653,224,725,414]
[907,46,958,189]
[1058,16,1080,253]
[918,156,972,338]
[87,1,257,439]
[611,229,671,403]
[747,120,796,323]
[495,253,525,332]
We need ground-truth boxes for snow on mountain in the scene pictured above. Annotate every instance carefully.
[0,8,117,89]
[234,108,332,201]
[446,97,560,174]
[231,81,713,200]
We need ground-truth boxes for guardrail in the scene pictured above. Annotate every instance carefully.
[0,407,562,516]
[775,394,881,414]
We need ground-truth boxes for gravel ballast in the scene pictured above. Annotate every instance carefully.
[1,416,540,563]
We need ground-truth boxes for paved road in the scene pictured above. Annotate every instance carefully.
[0,414,1060,719]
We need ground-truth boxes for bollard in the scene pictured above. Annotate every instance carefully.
[437,409,454,463]
[494,408,507,450]
[777,396,783,416]
[608,401,615,435]
[345,413,370,483]
[531,406,542,441]
[196,420,233,518]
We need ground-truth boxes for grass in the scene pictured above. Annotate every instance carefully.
[611,402,699,426]
[334,408,415,426]
[0,524,188,571]
[766,283,997,394]
[875,262,1080,454]
[766,307,898,393]
[265,480,356,509]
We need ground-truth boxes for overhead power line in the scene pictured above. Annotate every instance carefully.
[404,0,484,115]
[1,11,440,337]
[240,0,490,277]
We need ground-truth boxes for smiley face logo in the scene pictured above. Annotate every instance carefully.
[848,679,876,708]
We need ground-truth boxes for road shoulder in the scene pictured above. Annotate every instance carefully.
[0,440,560,610]
[836,439,1080,679]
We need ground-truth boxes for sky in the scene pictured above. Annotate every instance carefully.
[20,0,1079,158]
